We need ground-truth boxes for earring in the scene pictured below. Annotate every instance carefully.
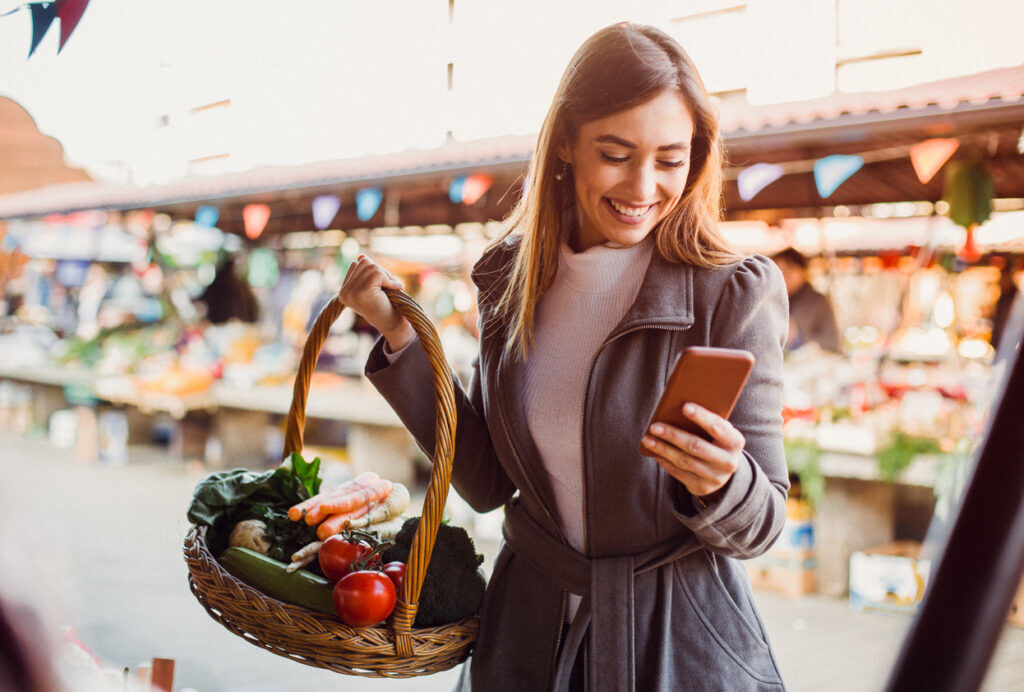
[554,160,569,181]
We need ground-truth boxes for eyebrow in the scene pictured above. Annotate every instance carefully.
[595,134,690,152]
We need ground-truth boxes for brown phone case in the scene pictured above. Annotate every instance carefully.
[639,346,755,456]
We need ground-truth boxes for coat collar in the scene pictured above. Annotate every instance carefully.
[486,246,695,539]
[611,248,695,334]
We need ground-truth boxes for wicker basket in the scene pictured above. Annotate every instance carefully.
[183,289,478,677]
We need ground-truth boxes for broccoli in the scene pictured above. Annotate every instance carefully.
[382,517,486,627]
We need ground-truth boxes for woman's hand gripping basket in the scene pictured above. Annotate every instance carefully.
[183,289,478,677]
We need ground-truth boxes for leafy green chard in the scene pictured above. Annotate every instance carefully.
[186,452,323,556]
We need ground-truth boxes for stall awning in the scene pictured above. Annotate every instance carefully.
[0,64,1021,228]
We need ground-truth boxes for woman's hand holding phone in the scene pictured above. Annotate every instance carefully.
[338,254,415,351]
[642,402,745,501]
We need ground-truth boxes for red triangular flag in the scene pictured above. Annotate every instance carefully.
[56,0,90,52]
[910,138,959,184]
[28,2,59,58]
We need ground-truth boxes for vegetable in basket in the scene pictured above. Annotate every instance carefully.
[186,452,321,559]
[219,546,335,615]
[382,517,486,627]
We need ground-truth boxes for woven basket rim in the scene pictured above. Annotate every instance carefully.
[184,524,479,677]
[186,523,479,635]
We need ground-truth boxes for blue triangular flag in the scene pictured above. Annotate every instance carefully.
[195,205,219,227]
[737,163,785,202]
[813,155,863,198]
[29,2,59,58]
[355,187,382,222]
[448,176,467,204]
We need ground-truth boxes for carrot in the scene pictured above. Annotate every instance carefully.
[316,504,373,541]
[347,483,410,529]
[288,471,380,522]
[310,478,393,526]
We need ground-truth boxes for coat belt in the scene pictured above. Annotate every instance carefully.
[502,501,701,692]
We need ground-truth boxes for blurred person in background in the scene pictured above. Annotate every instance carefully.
[772,247,840,353]
[197,257,259,325]
[991,256,1020,355]
[339,22,789,691]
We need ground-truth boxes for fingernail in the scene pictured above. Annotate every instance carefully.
[650,424,664,434]
[684,403,696,415]
[643,436,656,447]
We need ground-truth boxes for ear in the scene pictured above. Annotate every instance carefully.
[555,139,572,165]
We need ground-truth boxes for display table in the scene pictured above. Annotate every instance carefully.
[0,365,419,486]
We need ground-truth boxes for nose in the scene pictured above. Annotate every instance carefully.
[629,161,657,201]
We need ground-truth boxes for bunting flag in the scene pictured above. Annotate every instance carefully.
[909,138,959,184]
[460,173,494,205]
[25,0,90,57]
[813,155,863,198]
[355,187,382,222]
[737,163,785,202]
[195,205,219,228]
[450,173,495,205]
[312,194,341,230]
[28,2,59,57]
[243,203,271,239]
[56,0,89,52]
[449,176,466,204]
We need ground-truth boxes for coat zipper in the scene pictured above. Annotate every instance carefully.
[552,590,568,675]
[578,323,676,556]
[497,395,560,534]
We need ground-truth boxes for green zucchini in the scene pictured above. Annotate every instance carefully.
[219,547,335,616]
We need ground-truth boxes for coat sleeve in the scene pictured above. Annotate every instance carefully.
[365,240,521,513]
[671,254,790,559]
[364,331,517,514]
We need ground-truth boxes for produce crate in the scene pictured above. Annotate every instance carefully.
[849,540,930,615]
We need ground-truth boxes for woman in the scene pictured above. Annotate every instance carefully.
[341,22,789,691]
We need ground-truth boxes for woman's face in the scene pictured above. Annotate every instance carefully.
[561,89,696,251]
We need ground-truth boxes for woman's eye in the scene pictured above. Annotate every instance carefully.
[600,152,629,164]
[659,160,687,169]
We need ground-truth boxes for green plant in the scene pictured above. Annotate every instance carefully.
[783,439,824,510]
[876,432,942,483]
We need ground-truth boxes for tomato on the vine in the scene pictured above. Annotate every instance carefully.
[333,570,397,627]
[382,561,406,591]
[319,535,370,582]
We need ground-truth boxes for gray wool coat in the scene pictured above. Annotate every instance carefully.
[365,236,791,691]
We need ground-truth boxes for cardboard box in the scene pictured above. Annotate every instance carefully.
[746,556,817,597]
[849,541,930,615]
[772,518,815,559]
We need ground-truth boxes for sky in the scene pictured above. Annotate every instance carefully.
[1,0,1022,186]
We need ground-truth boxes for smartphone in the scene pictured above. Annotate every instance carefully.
[639,346,755,456]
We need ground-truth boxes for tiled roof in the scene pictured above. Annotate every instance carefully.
[719,63,1024,134]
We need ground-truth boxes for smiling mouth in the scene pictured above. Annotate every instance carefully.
[607,198,654,217]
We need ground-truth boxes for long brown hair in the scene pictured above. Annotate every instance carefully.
[491,22,738,358]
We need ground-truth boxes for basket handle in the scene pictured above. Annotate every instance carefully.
[281,289,457,658]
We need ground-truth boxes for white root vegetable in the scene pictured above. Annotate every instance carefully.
[286,553,317,573]
[367,515,408,541]
[285,540,323,573]
[290,540,322,563]
[347,483,411,529]
[228,519,272,555]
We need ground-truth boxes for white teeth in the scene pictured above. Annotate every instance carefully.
[608,199,652,217]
